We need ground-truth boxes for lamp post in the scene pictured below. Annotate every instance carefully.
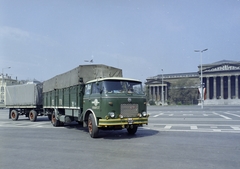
[1,67,11,104]
[161,69,164,106]
[194,49,208,109]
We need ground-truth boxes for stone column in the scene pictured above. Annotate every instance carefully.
[153,86,156,101]
[228,76,231,99]
[206,77,210,100]
[236,75,239,99]
[149,86,152,100]
[156,86,160,101]
[213,77,217,99]
[165,86,168,102]
[162,86,164,102]
[221,76,224,100]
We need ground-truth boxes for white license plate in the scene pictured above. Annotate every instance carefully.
[128,118,133,124]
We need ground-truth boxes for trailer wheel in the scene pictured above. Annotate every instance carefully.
[88,114,99,138]
[29,110,37,122]
[127,126,138,135]
[11,110,19,121]
[51,112,60,127]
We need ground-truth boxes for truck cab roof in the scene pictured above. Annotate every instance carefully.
[86,77,141,84]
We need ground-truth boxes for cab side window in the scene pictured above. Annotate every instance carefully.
[85,84,91,95]
[92,82,102,94]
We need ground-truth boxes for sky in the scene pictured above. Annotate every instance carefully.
[0,0,240,83]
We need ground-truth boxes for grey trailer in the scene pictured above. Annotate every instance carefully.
[6,82,47,121]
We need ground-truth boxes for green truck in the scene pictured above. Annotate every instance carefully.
[43,64,148,138]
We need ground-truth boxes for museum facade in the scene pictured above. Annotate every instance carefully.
[145,60,240,105]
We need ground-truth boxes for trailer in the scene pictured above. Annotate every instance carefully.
[6,82,48,121]
[43,64,149,138]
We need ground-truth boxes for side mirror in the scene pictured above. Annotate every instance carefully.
[79,77,83,83]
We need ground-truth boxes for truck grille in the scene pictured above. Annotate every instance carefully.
[120,104,138,117]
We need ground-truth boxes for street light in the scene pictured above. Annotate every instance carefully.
[194,49,208,109]
[161,69,164,106]
[1,67,11,104]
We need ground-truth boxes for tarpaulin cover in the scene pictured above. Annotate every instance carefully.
[43,64,122,93]
[6,83,43,106]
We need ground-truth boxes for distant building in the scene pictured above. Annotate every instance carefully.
[145,60,240,105]
[0,74,18,108]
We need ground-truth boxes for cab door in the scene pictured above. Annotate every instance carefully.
[83,83,92,113]
[89,82,102,117]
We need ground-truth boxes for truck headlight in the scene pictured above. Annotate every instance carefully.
[142,111,147,117]
[108,112,115,118]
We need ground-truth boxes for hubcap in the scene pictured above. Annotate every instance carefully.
[88,119,92,133]
[52,114,56,124]
[11,112,15,118]
[30,112,33,119]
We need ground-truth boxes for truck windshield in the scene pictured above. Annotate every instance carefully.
[103,80,144,94]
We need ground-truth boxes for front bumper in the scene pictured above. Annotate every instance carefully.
[98,117,148,127]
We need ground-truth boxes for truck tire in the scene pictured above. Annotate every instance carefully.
[29,110,37,122]
[11,110,19,121]
[88,114,99,138]
[127,125,138,135]
[51,112,60,127]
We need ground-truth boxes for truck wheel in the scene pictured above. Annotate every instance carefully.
[127,126,138,135]
[29,110,37,122]
[51,112,60,127]
[11,110,19,121]
[88,114,99,138]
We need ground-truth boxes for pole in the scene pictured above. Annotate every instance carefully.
[161,69,164,106]
[194,49,208,109]
[200,52,203,109]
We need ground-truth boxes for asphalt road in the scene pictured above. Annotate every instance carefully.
[147,105,240,133]
[0,106,240,169]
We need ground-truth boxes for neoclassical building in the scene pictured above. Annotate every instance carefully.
[201,60,240,105]
[145,60,240,105]
[0,74,18,108]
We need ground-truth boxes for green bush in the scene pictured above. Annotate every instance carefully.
[148,100,156,105]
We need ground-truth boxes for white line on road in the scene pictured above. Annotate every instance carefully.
[213,112,232,120]
[164,125,172,129]
[231,126,240,130]
[224,112,240,118]
[212,129,222,132]
[190,126,198,130]
[153,113,163,117]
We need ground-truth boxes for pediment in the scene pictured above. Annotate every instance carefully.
[204,64,240,73]
[145,78,162,84]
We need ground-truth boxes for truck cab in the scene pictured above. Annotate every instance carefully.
[82,77,149,138]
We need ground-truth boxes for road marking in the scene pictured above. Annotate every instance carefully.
[212,129,222,132]
[153,113,163,117]
[203,114,208,116]
[224,112,240,118]
[213,112,232,120]
[190,126,198,130]
[231,126,240,130]
[164,125,172,129]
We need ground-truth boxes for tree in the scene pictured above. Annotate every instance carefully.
[169,78,198,105]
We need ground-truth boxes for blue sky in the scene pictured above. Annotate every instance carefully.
[0,0,240,83]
